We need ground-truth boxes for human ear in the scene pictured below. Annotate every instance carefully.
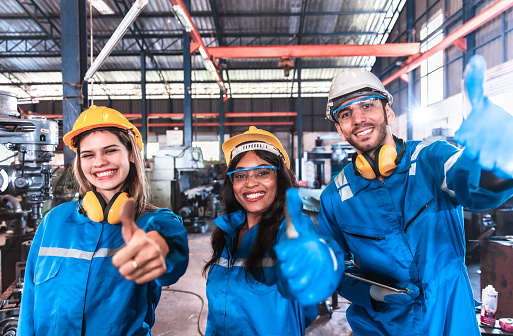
[335,123,347,141]
[385,104,395,125]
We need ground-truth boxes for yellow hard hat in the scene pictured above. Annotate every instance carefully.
[222,126,290,168]
[63,105,142,152]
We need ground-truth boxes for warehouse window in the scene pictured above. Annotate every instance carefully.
[420,13,444,107]
[192,141,220,161]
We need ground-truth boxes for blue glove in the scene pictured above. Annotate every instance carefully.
[454,54,513,180]
[275,188,344,306]
[370,281,420,305]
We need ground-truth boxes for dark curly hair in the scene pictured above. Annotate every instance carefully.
[203,149,298,282]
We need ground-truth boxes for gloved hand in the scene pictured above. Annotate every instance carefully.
[370,281,420,305]
[274,188,344,306]
[454,54,513,180]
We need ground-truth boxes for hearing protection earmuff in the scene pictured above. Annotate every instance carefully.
[351,136,406,180]
[78,191,129,224]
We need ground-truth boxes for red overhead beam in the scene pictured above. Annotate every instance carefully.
[208,43,421,59]
[382,0,513,86]
[169,0,228,96]
[134,121,294,128]
[36,112,297,120]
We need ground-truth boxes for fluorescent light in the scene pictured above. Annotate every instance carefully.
[172,5,193,32]
[90,0,115,15]
[203,60,216,74]
[198,46,209,60]
[84,0,149,81]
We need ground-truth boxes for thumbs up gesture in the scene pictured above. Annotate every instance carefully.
[112,198,169,284]
[274,188,344,306]
[455,54,513,180]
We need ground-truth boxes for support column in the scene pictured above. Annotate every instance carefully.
[463,0,476,67]
[61,0,87,165]
[296,58,303,180]
[141,50,148,157]
[219,69,225,160]
[406,0,415,141]
[183,0,192,147]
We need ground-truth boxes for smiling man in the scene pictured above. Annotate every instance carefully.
[275,56,513,336]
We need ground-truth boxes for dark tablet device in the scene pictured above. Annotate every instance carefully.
[344,272,408,293]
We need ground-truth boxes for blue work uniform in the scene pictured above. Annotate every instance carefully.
[205,210,318,336]
[319,140,513,336]
[18,201,189,336]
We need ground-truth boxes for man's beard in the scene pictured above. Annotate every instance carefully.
[345,122,388,154]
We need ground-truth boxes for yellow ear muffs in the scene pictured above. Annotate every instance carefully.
[354,153,378,180]
[376,144,398,177]
[351,137,406,180]
[104,191,129,224]
[80,191,129,224]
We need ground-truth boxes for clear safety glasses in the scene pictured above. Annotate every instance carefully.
[332,95,385,124]
[227,165,278,186]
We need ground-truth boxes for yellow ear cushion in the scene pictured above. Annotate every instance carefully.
[355,155,377,180]
[82,191,105,222]
[106,192,129,224]
[378,144,398,177]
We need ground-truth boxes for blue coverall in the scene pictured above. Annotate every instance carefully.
[318,139,513,336]
[18,201,189,336]
[205,210,318,336]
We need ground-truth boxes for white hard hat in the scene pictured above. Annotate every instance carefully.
[326,68,393,122]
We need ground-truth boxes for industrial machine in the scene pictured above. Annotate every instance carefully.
[178,181,222,233]
[0,90,59,335]
[304,136,354,188]
[149,146,221,233]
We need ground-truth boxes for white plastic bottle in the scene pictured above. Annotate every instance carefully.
[481,285,498,326]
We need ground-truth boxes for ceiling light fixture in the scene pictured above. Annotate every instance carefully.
[84,0,149,82]
[90,0,115,15]
[172,5,193,32]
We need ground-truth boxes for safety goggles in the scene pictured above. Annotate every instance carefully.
[331,95,385,124]
[227,165,278,186]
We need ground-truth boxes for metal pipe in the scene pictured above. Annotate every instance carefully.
[83,0,149,82]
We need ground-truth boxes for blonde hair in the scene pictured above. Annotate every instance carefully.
[72,129,156,219]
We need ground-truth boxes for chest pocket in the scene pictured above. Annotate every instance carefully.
[342,226,399,274]
[33,257,64,327]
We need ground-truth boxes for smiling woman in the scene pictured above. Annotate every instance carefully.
[17,105,189,336]
[202,126,318,336]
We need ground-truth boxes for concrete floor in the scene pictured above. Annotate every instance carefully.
[151,222,484,336]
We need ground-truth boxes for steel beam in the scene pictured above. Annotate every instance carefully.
[383,0,513,86]
[61,0,87,165]
[169,0,227,96]
[209,43,420,59]
[134,121,294,127]
[296,58,303,179]
[141,50,148,156]
[36,112,298,119]
[14,0,61,51]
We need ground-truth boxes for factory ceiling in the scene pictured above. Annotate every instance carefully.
[0,0,409,103]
